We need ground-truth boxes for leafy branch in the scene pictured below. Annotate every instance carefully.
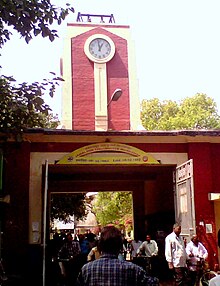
[0,72,64,139]
[0,0,74,47]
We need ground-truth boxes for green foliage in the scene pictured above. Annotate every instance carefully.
[92,192,133,230]
[0,73,62,139]
[0,0,74,47]
[141,93,220,130]
[0,1,74,139]
[50,193,87,223]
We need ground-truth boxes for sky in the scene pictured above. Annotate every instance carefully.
[1,0,220,117]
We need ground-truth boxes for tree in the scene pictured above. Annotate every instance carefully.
[50,192,96,228]
[50,193,88,223]
[92,192,133,231]
[141,93,220,130]
[0,1,74,138]
[0,0,74,47]
[0,1,85,223]
[0,73,63,139]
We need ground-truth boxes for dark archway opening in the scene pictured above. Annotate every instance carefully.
[47,164,176,239]
[44,164,176,282]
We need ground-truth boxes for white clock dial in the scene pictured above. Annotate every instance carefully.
[89,38,111,59]
[84,34,115,63]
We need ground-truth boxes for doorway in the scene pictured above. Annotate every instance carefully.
[46,163,176,241]
[43,163,176,282]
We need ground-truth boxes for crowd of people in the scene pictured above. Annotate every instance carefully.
[47,223,219,286]
[48,228,160,286]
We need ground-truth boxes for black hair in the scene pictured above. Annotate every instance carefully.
[99,226,123,255]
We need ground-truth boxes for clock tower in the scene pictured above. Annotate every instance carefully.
[61,13,140,131]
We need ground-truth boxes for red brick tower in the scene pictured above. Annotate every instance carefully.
[61,13,140,131]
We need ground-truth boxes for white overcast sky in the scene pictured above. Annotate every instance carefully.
[1,0,220,117]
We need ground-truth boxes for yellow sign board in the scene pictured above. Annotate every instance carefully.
[57,143,159,165]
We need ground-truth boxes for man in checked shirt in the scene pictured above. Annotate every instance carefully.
[76,225,159,286]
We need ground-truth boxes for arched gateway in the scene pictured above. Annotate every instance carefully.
[38,142,194,284]
[39,142,194,244]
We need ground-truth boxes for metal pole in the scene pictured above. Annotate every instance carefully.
[43,160,48,286]
[0,150,4,260]
[0,222,1,260]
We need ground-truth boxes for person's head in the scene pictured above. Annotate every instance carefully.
[191,234,199,246]
[146,234,151,242]
[99,226,123,255]
[173,223,181,236]
[78,234,85,242]
[66,232,73,241]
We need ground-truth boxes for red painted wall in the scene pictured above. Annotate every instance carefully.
[71,27,130,130]
[30,142,188,153]
[3,143,30,274]
[188,143,218,268]
[3,138,220,272]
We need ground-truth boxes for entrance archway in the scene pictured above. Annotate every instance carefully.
[43,163,176,283]
[47,163,176,240]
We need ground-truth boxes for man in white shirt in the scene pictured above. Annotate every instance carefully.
[209,274,220,286]
[186,234,208,285]
[165,223,188,285]
[130,237,142,259]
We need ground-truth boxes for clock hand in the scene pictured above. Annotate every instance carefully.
[97,40,101,51]
[97,40,104,51]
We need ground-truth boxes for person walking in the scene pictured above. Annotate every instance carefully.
[165,223,189,285]
[137,234,158,277]
[58,232,81,286]
[186,234,208,286]
[78,234,91,266]
[130,236,142,259]
[137,234,158,257]
[76,225,159,286]
[87,240,101,261]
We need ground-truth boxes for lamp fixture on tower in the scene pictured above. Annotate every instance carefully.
[107,88,122,107]
[107,88,123,130]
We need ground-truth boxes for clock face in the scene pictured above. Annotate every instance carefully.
[84,34,115,63]
[89,38,111,59]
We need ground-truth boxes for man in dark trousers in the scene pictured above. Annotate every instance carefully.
[137,234,159,277]
[165,223,189,285]
[58,232,81,286]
